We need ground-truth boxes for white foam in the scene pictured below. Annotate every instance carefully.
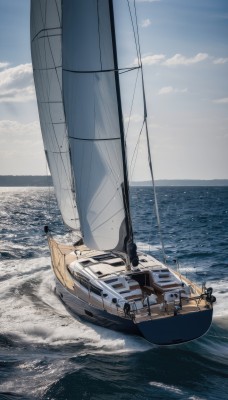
[149,382,207,399]
[210,279,228,321]
[149,381,183,395]
[2,356,72,398]
[137,241,161,253]
[195,335,228,366]
[0,256,151,354]
[0,187,49,193]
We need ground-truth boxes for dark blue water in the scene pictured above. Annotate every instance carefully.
[0,186,227,400]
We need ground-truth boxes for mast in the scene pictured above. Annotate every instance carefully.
[108,1,132,242]
[109,0,138,266]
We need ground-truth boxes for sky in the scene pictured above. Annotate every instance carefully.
[0,0,227,180]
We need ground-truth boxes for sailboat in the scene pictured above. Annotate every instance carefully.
[30,0,216,345]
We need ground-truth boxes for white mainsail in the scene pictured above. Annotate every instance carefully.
[31,0,133,253]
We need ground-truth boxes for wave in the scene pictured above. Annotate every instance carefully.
[0,257,151,355]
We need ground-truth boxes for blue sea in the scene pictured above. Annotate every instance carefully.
[0,186,227,400]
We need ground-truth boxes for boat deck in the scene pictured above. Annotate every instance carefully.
[48,238,210,322]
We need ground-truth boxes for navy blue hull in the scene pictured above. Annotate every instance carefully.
[55,280,213,345]
[55,280,139,334]
[137,308,213,345]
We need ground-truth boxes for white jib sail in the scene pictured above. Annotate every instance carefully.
[30,0,80,232]
[62,0,129,251]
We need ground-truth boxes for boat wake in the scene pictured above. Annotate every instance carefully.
[0,257,151,353]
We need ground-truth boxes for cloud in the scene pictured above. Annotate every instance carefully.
[0,62,10,70]
[141,19,151,28]
[0,120,46,175]
[124,114,143,123]
[158,86,174,95]
[158,86,187,95]
[0,86,35,103]
[135,53,209,67]
[163,53,208,66]
[0,63,35,103]
[0,120,39,137]
[213,98,228,104]
[213,57,228,65]
[135,54,165,66]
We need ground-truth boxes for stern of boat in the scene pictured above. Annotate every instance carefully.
[136,308,213,345]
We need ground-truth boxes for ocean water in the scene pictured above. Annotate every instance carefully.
[0,186,227,400]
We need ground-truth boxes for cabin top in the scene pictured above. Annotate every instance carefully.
[66,248,168,279]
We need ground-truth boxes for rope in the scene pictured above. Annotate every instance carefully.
[125,67,140,140]
[132,0,167,263]
[130,120,145,180]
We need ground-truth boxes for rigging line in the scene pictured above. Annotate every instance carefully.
[133,0,166,263]
[87,179,122,227]
[90,206,124,233]
[31,27,61,43]
[125,67,140,140]
[38,100,62,104]
[62,66,140,74]
[126,1,145,176]
[37,33,61,40]
[44,0,47,29]
[68,136,120,141]
[130,136,140,182]
[54,0,61,26]
[119,67,140,75]
[33,66,59,71]
[49,151,69,154]
[97,0,103,70]
[52,122,66,125]
[127,0,140,65]
[129,120,145,180]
